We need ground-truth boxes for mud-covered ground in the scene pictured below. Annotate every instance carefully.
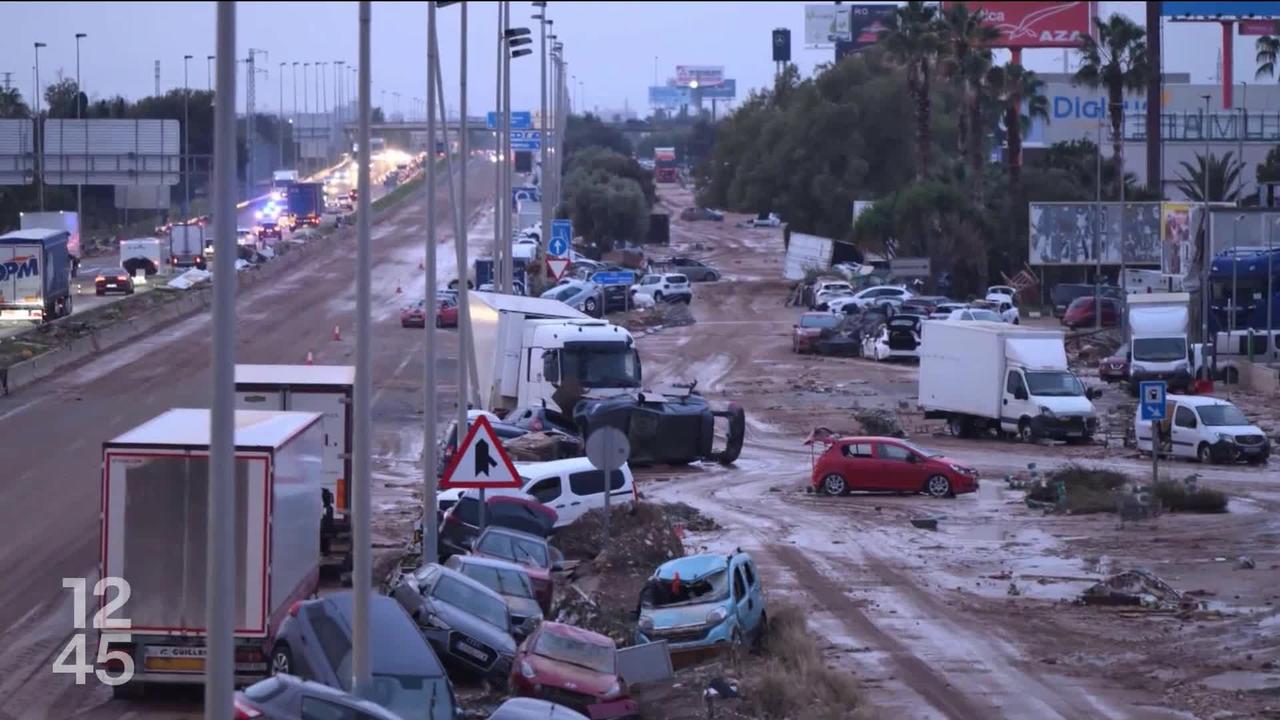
[632,185,1280,720]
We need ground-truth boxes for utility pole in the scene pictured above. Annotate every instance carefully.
[184,54,193,218]
[246,49,268,199]
[1201,94,1213,376]
[206,4,237,719]
[457,0,479,418]
[293,62,301,171]
[536,2,549,276]
[353,0,373,701]
[34,42,46,211]
[76,33,86,251]
[154,59,160,96]
[207,55,214,92]
[502,1,514,294]
[423,0,440,564]
[1094,108,1102,329]
[279,62,286,169]
[494,4,504,293]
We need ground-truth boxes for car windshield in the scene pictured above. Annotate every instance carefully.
[1197,404,1250,427]
[460,563,534,599]
[534,631,616,675]
[478,531,551,569]
[561,345,641,388]
[968,310,1001,322]
[430,576,510,631]
[641,568,730,608]
[545,285,579,302]
[800,315,840,329]
[1024,371,1085,397]
[821,284,851,294]
[1132,337,1187,362]
[368,673,454,720]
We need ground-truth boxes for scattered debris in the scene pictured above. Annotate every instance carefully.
[1079,569,1200,611]
[1238,556,1257,570]
[853,408,905,438]
[909,518,939,531]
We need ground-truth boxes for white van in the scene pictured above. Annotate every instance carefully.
[515,457,636,527]
[1134,394,1270,465]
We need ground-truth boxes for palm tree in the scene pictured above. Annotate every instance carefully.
[987,64,1049,185]
[880,0,945,180]
[0,87,29,119]
[939,2,999,182]
[1074,14,1149,164]
[1175,151,1243,203]
[1255,29,1280,79]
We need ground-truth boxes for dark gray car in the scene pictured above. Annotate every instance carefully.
[235,673,404,720]
[392,563,518,681]
[271,592,457,720]
[444,555,544,639]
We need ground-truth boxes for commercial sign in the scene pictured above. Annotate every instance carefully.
[0,119,35,185]
[42,119,180,186]
[1239,19,1280,34]
[834,5,895,59]
[649,86,691,108]
[804,4,852,45]
[700,79,737,100]
[1028,203,1162,266]
[946,1,1095,48]
[1160,202,1195,276]
[1162,2,1280,19]
[674,65,724,88]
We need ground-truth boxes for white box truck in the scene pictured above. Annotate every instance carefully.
[0,228,74,322]
[169,224,206,269]
[119,237,169,277]
[918,321,1099,442]
[98,408,324,694]
[1126,292,1193,393]
[20,210,80,276]
[235,364,353,556]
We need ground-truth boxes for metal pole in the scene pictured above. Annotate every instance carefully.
[1202,95,1213,375]
[293,63,300,170]
[458,1,480,412]
[1152,415,1160,483]
[494,7,503,292]
[76,33,84,267]
[34,42,44,211]
[1117,102,1126,308]
[279,63,286,169]
[1094,108,1102,328]
[539,7,549,263]
[352,0,373,699]
[502,1,513,293]
[205,4,237,718]
[184,55,192,218]
[423,0,440,565]
[1269,219,1276,360]
[207,55,213,92]
[1231,215,1240,334]
[304,63,310,114]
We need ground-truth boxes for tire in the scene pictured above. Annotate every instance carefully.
[271,641,294,676]
[1013,318,1020,325]
[821,473,847,496]
[924,474,952,498]
[1247,456,1267,466]
[584,297,599,315]
[1197,442,1213,464]
[681,295,692,305]
[948,415,969,439]
[96,289,105,297]
[1017,419,1034,443]
[64,295,73,316]
[435,315,443,328]
[653,291,663,303]
[709,272,721,282]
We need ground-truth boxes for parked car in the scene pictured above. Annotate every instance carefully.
[810,435,979,497]
[1062,296,1122,329]
[635,551,767,655]
[511,622,639,719]
[1099,343,1131,383]
[256,220,283,242]
[631,273,692,304]
[472,526,563,615]
[439,491,557,560]
[662,257,721,282]
[488,697,589,720]
[861,324,890,361]
[972,299,1020,324]
[885,315,922,360]
[748,212,781,228]
[1051,283,1123,318]
[985,285,1018,303]
[811,280,854,310]
[235,674,406,720]
[930,302,968,320]
[506,406,580,436]
[900,296,949,316]
[1134,394,1270,464]
[517,457,637,527]
[793,312,842,353]
[270,592,458,719]
[402,296,459,328]
[392,563,518,681]
[95,269,135,296]
[841,285,914,312]
[946,307,1003,323]
[445,555,544,638]
[542,280,605,316]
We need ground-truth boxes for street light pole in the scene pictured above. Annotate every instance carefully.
[494,5,504,292]
[304,62,310,114]
[279,62,286,169]
[423,0,440,565]
[76,33,86,251]
[534,3,549,269]
[353,0,374,701]
[184,54,192,218]
[34,42,46,211]
[207,55,214,92]
[1201,94,1214,376]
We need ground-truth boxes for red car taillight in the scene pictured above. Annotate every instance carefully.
[234,696,263,719]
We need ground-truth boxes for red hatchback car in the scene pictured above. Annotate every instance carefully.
[793,312,841,353]
[1062,296,1121,329]
[811,436,979,498]
[511,622,638,719]
[400,297,458,328]
[1098,343,1130,383]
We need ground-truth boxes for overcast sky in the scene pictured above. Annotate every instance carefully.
[0,2,1272,118]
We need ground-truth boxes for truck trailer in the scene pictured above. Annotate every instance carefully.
[235,364,354,559]
[0,228,73,322]
[169,224,206,269]
[287,182,324,228]
[918,321,1098,442]
[99,408,324,694]
[19,210,81,276]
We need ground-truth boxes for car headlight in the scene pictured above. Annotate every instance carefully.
[638,615,653,633]
[1216,433,1234,443]
[1039,406,1055,417]
[602,680,623,700]
[948,463,969,475]
[1131,364,1146,374]
[705,607,728,626]
[520,660,536,679]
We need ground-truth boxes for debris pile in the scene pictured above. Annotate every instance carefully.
[854,408,906,438]
[1079,569,1203,612]
[553,501,687,573]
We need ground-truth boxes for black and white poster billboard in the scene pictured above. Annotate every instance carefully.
[1029,202,1161,266]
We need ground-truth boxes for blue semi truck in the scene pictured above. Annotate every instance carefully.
[0,228,73,323]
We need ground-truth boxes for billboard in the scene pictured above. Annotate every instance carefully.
[649,86,690,108]
[0,119,35,186]
[1160,202,1196,276]
[947,2,1095,49]
[1028,202,1162,266]
[42,119,180,186]
[1239,19,1280,34]
[674,65,724,88]
[1163,2,1280,19]
[805,5,852,45]
[701,79,738,100]
[835,5,895,59]
[114,185,171,210]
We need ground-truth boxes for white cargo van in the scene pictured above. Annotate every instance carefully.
[119,237,169,276]
[517,457,636,527]
[1134,394,1270,465]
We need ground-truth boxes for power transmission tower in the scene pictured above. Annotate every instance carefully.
[245,48,268,196]
[154,60,160,96]
[1,72,12,90]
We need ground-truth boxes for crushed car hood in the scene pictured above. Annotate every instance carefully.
[527,654,618,697]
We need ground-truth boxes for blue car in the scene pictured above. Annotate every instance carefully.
[634,551,767,655]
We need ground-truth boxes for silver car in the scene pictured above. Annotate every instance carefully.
[444,554,544,639]
[235,673,404,720]
[541,279,604,316]
[392,563,518,681]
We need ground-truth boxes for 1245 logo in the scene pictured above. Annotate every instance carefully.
[51,578,134,686]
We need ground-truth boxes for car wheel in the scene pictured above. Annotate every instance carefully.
[95,289,105,296]
[1017,419,1034,443]
[925,474,952,498]
[710,271,721,282]
[653,291,663,303]
[584,297,599,315]
[1012,318,1020,325]
[820,473,847,496]
[1197,442,1213,464]
[271,641,293,676]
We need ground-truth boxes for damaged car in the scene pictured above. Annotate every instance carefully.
[445,554,545,640]
[792,312,842,354]
[472,526,563,616]
[511,622,639,719]
[1134,394,1270,465]
[635,551,767,658]
[810,435,979,498]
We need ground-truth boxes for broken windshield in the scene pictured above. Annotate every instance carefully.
[534,631,615,675]
[640,569,729,608]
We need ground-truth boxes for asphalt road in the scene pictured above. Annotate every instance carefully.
[0,158,493,719]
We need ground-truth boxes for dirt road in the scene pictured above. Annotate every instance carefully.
[0,160,494,720]
[635,186,1279,719]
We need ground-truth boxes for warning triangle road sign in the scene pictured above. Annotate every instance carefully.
[546,256,571,282]
[440,415,523,490]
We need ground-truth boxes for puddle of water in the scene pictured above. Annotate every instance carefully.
[1199,670,1280,692]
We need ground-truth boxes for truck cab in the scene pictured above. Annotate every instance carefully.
[998,362,1097,442]
[524,320,641,412]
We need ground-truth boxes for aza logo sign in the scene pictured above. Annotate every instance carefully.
[0,256,39,282]
[1039,29,1083,42]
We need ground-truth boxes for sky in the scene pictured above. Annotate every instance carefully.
[0,2,1274,119]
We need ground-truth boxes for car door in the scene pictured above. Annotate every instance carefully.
[564,469,608,524]
[1170,403,1200,459]
[304,603,352,688]
[736,558,765,637]
[1001,370,1030,432]
[523,474,566,516]
[730,562,753,639]
[837,441,876,490]
[875,441,923,491]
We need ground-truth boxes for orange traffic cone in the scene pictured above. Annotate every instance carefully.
[305,351,314,365]
[332,325,342,341]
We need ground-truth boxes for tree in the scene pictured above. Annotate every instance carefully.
[0,87,30,118]
[938,2,999,183]
[1256,145,1280,184]
[565,146,655,206]
[44,77,85,118]
[1175,151,1244,203]
[1255,29,1280,79]
[563,113,631,159]
[371,106,385,123]
[879,0,945,180]
[562,166,648,252]
[1073,14,1149,164]
[987,63,1049,185]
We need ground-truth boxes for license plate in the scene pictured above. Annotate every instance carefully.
[145,646,206,673]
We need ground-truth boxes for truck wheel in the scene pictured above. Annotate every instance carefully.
[821,473,847,496]
[271,641,294,676]
[1197,443,1213,464]
[947,416,969,438]
[924,475,952,498]
[64,295,73,316]
[1017,419,1034,443]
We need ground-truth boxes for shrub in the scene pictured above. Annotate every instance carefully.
[1027,464,1128,514]
[742,604,864,720]
[1153,480,1229,513]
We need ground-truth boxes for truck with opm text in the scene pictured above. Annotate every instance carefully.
[0,228,73,322]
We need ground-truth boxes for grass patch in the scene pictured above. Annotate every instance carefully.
[1027,464,1229,514]
[742,604,865,720]
[1153,480,1229,513]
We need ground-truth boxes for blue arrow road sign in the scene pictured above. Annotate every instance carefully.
[549,220,572,257]
[591,270,636,286]
[1139,380,1167,421]
[487,111,532,130]
[509,130,541,151]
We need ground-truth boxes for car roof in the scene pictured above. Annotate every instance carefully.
[515,456,629,476]
[655,553,729,580]
[432,564,509,604]
[320,593,446,676]
[1162,394,1234,408]
[488,697,590,720]
[833,435,901,444]
[478,525,548,544]
[539,621,615,648]
[450,554,532,574]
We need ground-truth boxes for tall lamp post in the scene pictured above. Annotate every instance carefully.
[207,55,214,92]
[34,42,46,211]
[75,33,86,261]
[533,3,549,252]
[279,62,287,169]
[184,54,193,218]
[1201,94,1214,376]
[502,20,532,293]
